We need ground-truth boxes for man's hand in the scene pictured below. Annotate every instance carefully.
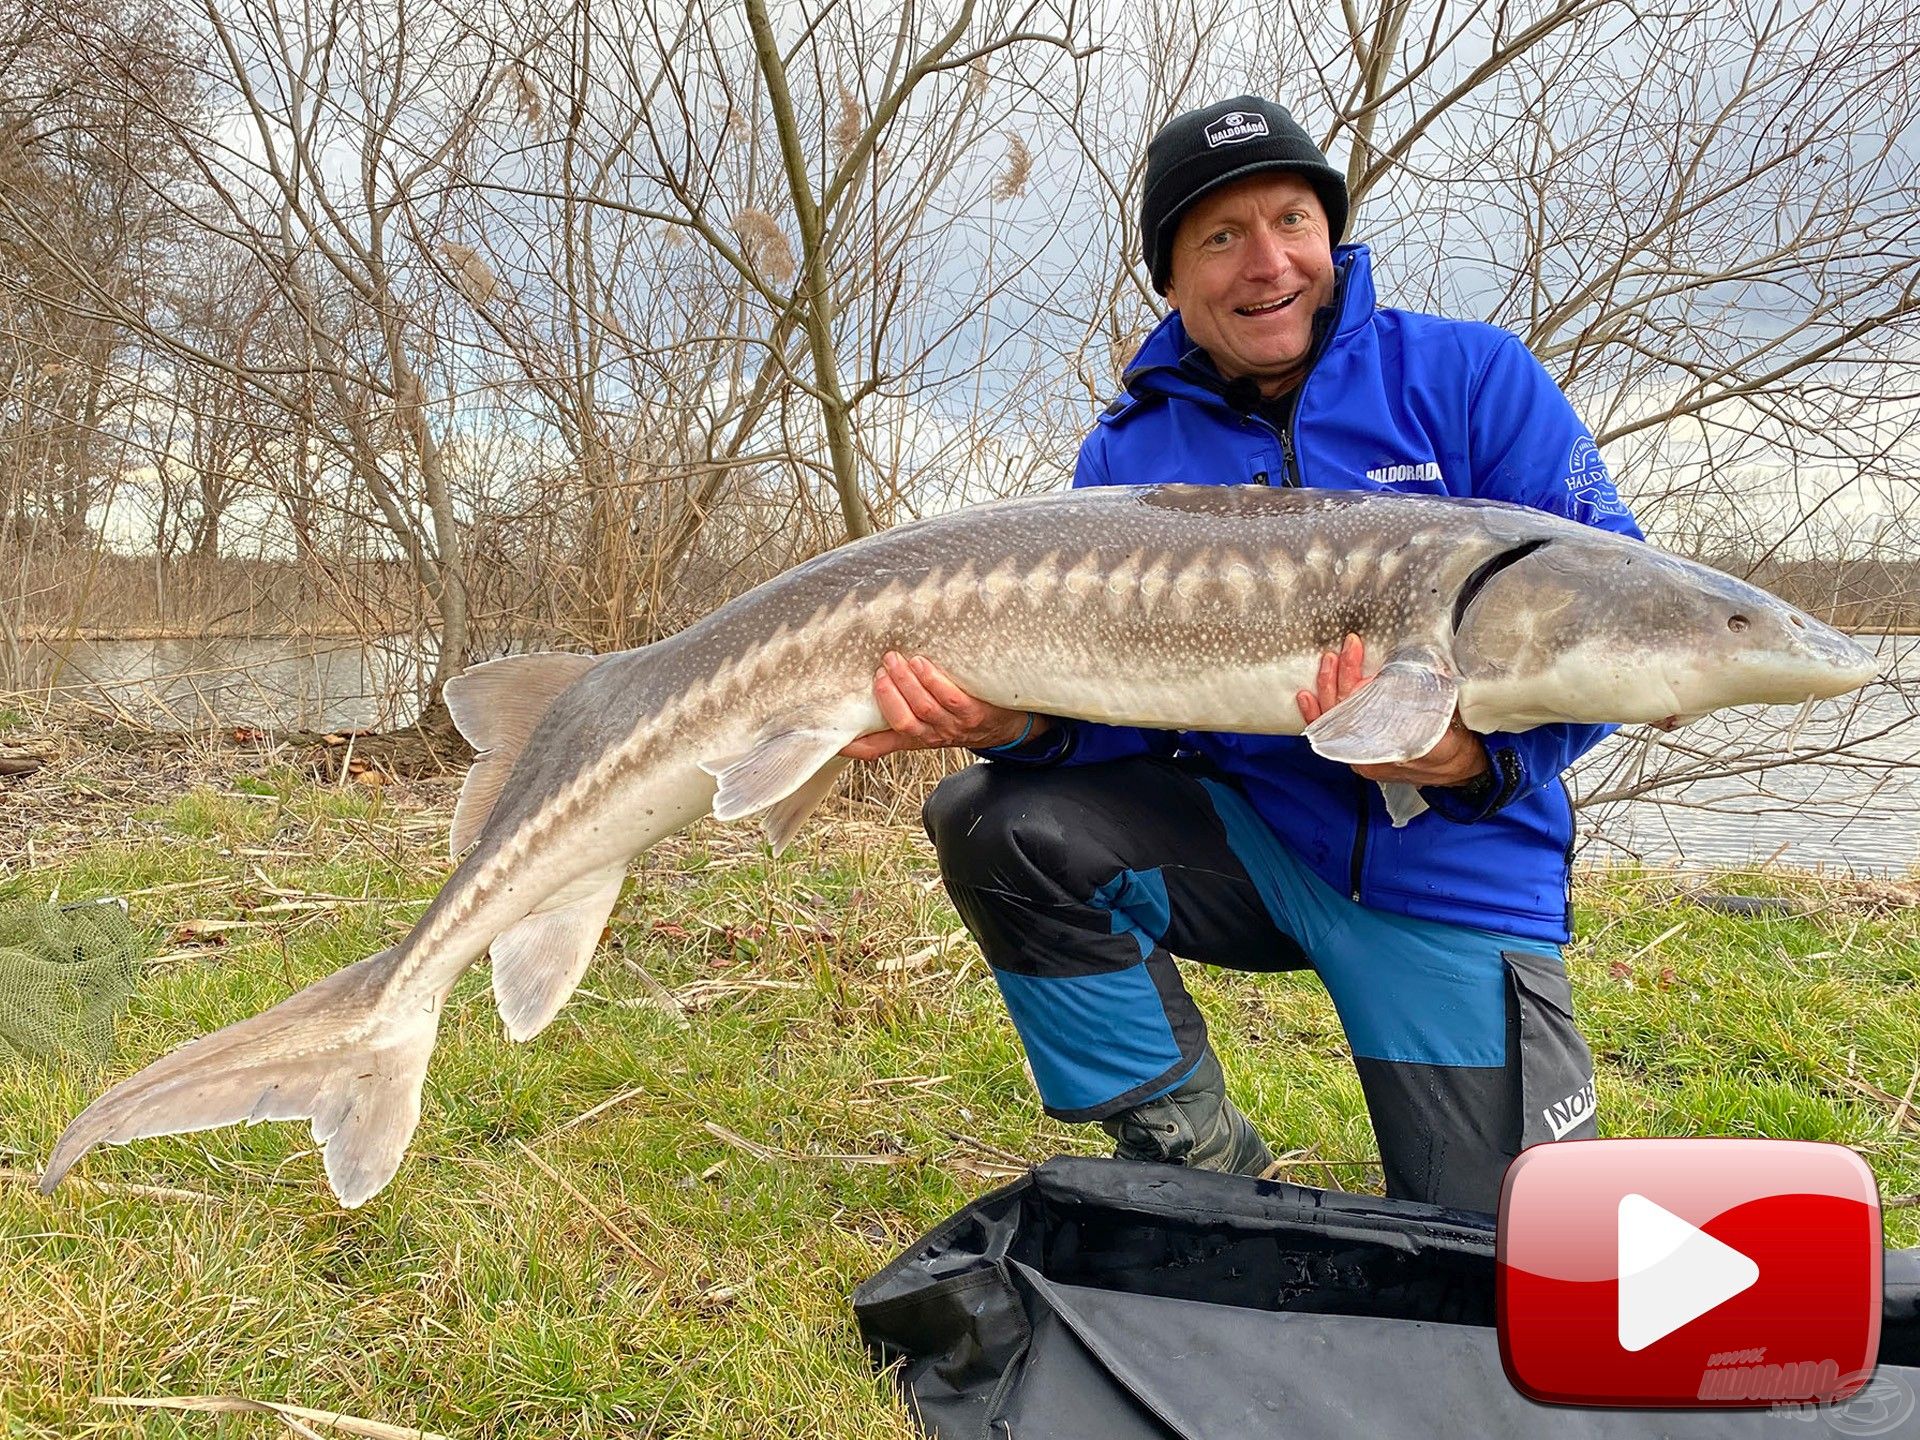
[841,652,1049,761]
[1295,634,1490,787]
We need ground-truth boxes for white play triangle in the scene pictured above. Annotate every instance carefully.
[1617,1192,1761,1353]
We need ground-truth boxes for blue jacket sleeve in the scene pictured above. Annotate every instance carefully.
[1425,334,1644,822]
[974,428,1170,768]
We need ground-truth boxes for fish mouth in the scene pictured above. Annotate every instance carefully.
[1235,292,1301,317]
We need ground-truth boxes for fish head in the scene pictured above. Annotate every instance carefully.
[1452,534,1878,729]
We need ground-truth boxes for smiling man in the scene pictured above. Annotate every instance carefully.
[849,96,1640,1211]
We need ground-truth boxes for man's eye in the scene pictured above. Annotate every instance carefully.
[1205,230,1233,247]
[1281,211,1305,225]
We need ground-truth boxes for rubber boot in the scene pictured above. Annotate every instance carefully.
[1099,1049,1275,1176]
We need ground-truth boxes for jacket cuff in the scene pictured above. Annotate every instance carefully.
[1422,741,1526,823]
[972,716,1075,766]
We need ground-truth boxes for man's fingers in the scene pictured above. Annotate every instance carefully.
[908,656,981,716]
[840,731,903,761]
[1316,650,1339,712]
[883,653,950,725]
[1339,633,1366,696]
[872,669,922,734]
[1296,689,1321,724]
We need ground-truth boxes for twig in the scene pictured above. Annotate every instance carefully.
[118,876,231,899]
[1261,1148,1376,1191]
[1621,921,1687,966]
[940,1130,1030,1168]
[1891,1060,1919,1135]
[621,959,693,1029]
[877,931,967,973]
[535,1083,653,1143]
[1835,1074,1920,1135]
[701,1120,914,1168]
[701,1120,784,1164]
[95,1395,447,1439]
[2,1166,219,1205]
[510,1138,665,1279]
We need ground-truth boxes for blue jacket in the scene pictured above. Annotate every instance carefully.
[1000,244,1641,943]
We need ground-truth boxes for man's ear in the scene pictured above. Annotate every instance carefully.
[1162,280,1179,311]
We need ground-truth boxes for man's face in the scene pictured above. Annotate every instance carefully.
[1163,174,1337,396]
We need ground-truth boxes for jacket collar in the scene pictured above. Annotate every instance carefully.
[1110,243,1375,415]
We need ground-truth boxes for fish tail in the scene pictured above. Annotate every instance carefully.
[39,946,439,1208]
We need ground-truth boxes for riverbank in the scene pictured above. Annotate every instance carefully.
[1,719,1916,1435]
[14,623,382,642]
[1,546,416,645]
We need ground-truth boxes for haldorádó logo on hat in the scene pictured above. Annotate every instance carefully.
[1204,111,1270,148]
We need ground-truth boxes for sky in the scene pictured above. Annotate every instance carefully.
[73,0,1920,560]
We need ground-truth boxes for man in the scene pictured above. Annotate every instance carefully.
[843,96,1638,1211]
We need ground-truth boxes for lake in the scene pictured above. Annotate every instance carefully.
[13,633,1919,876]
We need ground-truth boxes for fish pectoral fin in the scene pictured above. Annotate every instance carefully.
[444,651,607,862]
[1306,658,1459,765]
[759,757,851,855]
[1379,781,1430,828]
[700,724,862,825]
[489,865,627,1042]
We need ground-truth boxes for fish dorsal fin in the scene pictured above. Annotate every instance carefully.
[1306,655,1459,766]
[444,652,605,861]
[489,864,627,1041]
[699,722,863,826]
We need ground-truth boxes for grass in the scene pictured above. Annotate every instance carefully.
[0,760,1916,1437]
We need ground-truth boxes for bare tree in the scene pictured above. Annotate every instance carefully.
[1035,0,1920,859]
[5,0,1916,868]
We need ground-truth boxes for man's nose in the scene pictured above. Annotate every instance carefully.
[1239,224,1292,280]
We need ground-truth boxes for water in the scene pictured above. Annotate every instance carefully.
[14,635,434,733]
[1571,679,1920,874]
[15,635,1920,875]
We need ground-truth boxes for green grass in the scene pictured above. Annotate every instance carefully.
[1,777,1916,1436]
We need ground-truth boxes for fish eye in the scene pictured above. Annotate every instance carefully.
[1728,615,1750,632]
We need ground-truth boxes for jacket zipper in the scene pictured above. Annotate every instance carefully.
[1559,776,1577,934]
[1348,782,1369,902]
[1276,279,1344,487]
[1278,424,1300,487]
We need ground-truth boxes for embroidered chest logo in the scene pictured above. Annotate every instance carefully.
[1365,461,1442,487]
[1203,111,1270,148]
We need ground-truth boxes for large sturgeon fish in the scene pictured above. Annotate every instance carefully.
[40,485,1876,1206]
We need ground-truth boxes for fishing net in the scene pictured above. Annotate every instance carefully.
[0,898,144,1064]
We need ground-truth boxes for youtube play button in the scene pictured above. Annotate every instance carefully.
[1499,1139,1881,1408]
[1617,1193,1759,1352]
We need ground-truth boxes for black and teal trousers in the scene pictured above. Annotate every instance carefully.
[921,755,1598,1212]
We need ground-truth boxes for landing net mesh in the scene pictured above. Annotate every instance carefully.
[0,898,143,1063]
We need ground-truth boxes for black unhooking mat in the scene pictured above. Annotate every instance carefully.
[853,1157,1920,1439]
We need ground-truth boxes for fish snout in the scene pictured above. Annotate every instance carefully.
[1730,603,1878,701]
[1793,616,1879,692]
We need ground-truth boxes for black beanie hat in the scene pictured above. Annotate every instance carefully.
[1140,96,1349,294]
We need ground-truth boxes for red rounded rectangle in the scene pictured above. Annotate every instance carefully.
[1497,1138,1881,1408]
